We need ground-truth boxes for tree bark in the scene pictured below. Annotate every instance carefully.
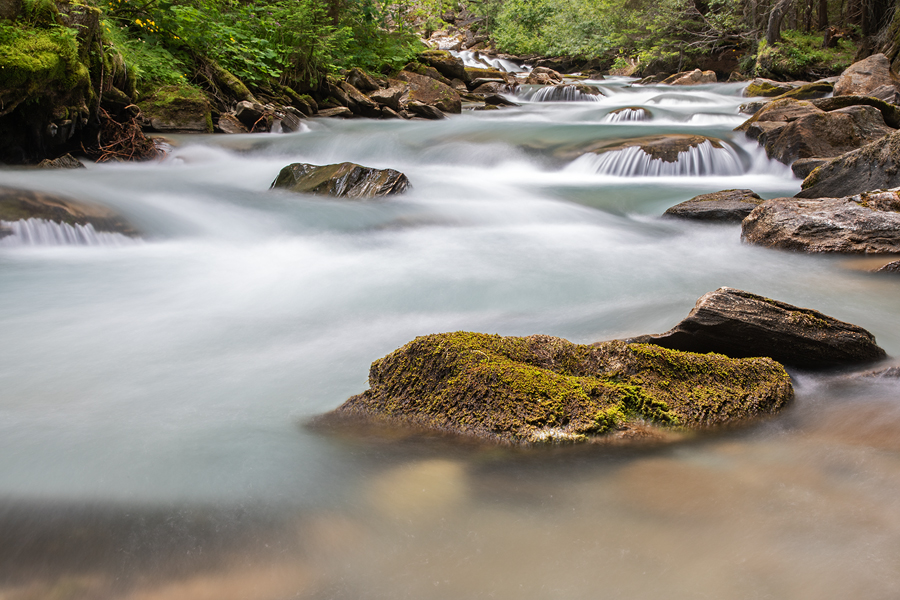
[767,0,794,44]
[817,0,829,30]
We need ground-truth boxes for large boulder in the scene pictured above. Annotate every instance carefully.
[395,71,462,114]
[661,69,716,85]
[270,162,409,198]
[744,78,796,97]
[320,332,792,445]
[346,68,380,92]
[735,98,822,137]
[636,287,886,369]
[417,50,468,82]
[663,189,763,222]
[0,185,137,235]
[774,81,834,100]
[139,86,213,134]
[761,105,893,164]
[368,83,407,112]
[742,189,900,254]
[525,66,563,85]
[796,130,900,198]
[833,54,900,98]
[811,96,900,128]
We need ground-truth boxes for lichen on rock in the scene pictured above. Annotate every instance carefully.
[322,332,793,445]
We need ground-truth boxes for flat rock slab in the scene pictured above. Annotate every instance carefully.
[742,189,900,253]
[0,186,137,235]
[636,287,886,369]
[271,162,410,198]
[663,189,763,222]
[320,332,792,445]
[834,53,900,98]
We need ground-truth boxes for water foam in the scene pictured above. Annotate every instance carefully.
[0,219,138,246]
[603,108,648,122]
[518,85,604,102]
[566,141,744,177]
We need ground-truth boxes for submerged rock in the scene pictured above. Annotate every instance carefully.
[321,332,792,445]
[663,189,763,222]
[797,130,900,198]
[589,135,723,162]
[0,186,137,235]
[742,189,900,254]
[270,162,410,198]
[636,287,886,369]
[877,260,900,273]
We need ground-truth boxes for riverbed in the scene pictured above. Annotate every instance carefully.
[1,78,899,599]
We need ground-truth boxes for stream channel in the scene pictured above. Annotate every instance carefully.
[1,77,899,599]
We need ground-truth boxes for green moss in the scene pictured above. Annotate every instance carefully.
[0,23,87,96]
[754,31,855,79]
[336,332,793,445]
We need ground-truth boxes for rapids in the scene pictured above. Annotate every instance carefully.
[1,77,899,599]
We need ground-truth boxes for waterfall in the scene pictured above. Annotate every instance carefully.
[0,219,139,246]
[518,85,604,102]
[451,50,531,73]
[566,141,745,177]
[603,108,648,122]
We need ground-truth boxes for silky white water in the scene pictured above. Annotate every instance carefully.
[1,78,899,599]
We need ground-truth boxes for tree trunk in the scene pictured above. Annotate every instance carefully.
[767,0,794,44]
[817,0,829,29]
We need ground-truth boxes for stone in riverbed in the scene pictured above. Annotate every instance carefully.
[396,70,462,114]
[587,134,723,162]
[877,260,900,273]
[791,157,827,179]
[796,130,900,199]
[635,287,886,369]
[661,69,716,85]
[320,332,793,445]
[0,186,137,235]
[36,153,85,169]
[744,78,795,97]
[270,162,409,198]
[833,54,900,98]
[742,189,900,253]
[663,189,763,222]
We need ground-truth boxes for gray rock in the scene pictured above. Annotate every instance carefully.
[742,189,900,253]
[876,260,900,273]
[791,157,827,179]
[483,94,518,106]
[797,130,900,198]
[368,85,406,112]
[407,101,445,120]
[346,67,380,92]
[663,189,763,222]
[234,101,267,129]
[316,107,354,118]
[270,162,409,198]
[633,287,886,369]
[662,69,716,85]
[834,54,900,98]
[0,185,137,235]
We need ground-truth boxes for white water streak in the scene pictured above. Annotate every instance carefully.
[567,141,744,177]
[0,219,138,247]
[603,108,648,122]
[519,86,603,102]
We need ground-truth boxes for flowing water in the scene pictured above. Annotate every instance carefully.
[1,78,899,599]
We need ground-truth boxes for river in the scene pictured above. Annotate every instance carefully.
[1,77,899,599]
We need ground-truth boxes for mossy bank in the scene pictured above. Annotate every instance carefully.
[322,332,793,446]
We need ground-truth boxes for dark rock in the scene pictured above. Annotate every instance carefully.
[217,113,248,134]
[417,50,468,82]
[797,130,900,198]
[483,94,518,106]
[663,189,763,222]
[470,81,509,95]
[346,67,380,92]
[525,66,563,85]
[403,62,453,86]
[762,104,893,164]
[274,107,304,133]
[270,162,409,198]
[315,107,354,118]
[791,157,827,179]
[739,101,768,115]
[876,260,900,273]
[339,81,381,118]
[735,98,822,134]
[833,54,900,98]
[661,69,716,85]
[396,71,461,114]
[0,185,137,235]
[742,189,900,253]
[380,106,403,119]
[636,287,886,369]
[866,84,900,104]
[319,332,793,445]
[36,153,85,169]
[407,101,445,120]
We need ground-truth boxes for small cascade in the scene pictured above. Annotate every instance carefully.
[603,108,648,122]
[0,219,138,247]
[567,141,745,177]
[451,50,531,73]
[518,85,603,102]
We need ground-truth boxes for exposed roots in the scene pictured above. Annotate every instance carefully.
[84,107,160,163]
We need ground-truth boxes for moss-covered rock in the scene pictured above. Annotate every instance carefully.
[323,332,793,445]
[138,85,212,133]
[744,78,794,97]
[396,70,461,114]
[417,50,467,82]
[775,81,833,100]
